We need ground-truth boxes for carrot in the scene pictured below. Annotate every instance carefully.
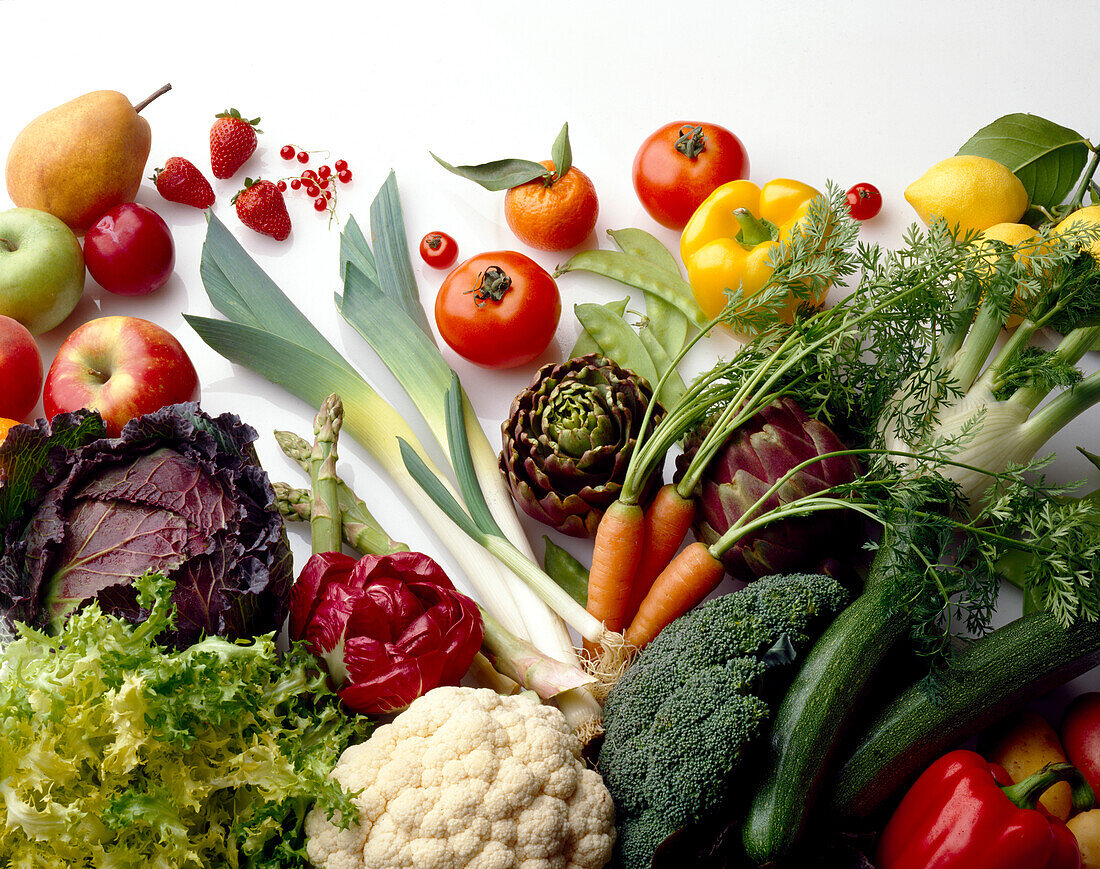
[623,483,696,624]
[583,500,646,654]
[625,541,726,649]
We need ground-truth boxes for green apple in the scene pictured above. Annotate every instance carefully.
[0,207,85,334]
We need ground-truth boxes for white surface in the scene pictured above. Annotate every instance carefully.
[1,0,1097,697]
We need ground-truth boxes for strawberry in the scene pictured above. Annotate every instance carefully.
[233,178,291,241]
[151,157,215,209]
[210,108,261,180]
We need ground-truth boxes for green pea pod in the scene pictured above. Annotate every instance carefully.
[637,325,687,406]
[557,249,710,331]
[542,536,589,607]
[608,228,691,357]
[569,297,628,359]
[574,302,661,397]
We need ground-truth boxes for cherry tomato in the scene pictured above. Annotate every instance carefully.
[419,231,459,269]
[632,121,749,230]
[846,183,883,220]
[434,251,560,369]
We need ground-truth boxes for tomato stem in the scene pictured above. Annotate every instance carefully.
[675,125,707,159]
[467,266,512,307]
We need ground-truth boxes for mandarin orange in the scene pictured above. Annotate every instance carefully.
[504,160,598,251]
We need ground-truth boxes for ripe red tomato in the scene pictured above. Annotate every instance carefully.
[434,251,560,369]
[632,121,749,230]
[846,183,883,220]
[419,231,459,269]
[1061,693,1100,795]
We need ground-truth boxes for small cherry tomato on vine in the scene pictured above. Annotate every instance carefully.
[846,182,882,220]
[435,251,561,369]
[632,121,750,230]
[420,232,459,269]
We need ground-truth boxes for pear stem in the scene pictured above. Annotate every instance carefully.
[133,83,172,114]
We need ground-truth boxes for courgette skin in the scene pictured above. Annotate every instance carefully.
[828,611,1100,823]
[742,572,908,865]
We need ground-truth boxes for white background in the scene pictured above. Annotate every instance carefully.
[1,0,1098,707]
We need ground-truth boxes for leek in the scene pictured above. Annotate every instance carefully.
[185,214,529,637]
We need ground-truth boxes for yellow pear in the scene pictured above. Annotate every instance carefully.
[4,85,170,234]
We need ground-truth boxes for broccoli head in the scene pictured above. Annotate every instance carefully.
[599,574,849,869]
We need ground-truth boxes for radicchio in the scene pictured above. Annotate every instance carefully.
[290,550,484,714]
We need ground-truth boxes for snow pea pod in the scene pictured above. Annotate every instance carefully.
[557,249,709,331]
[637,325,687,406]
[574,302,662,397]
[569,297,628,359]
[542,536,589,607]
[607,228,691,356]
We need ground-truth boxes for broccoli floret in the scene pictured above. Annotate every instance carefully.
[599,574,849,868]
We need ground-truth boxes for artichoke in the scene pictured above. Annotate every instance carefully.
[683,397,862,581]
[501,353,664,537]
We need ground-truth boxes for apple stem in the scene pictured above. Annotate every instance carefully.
[0,237,14,253]
[133,83,172,114]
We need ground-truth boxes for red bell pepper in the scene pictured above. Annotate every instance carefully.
[876,749,1093,869]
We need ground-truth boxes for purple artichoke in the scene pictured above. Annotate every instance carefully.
[683,397,862,581]
[500,353,664,537]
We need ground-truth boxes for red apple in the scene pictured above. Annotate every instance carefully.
[83,203,175,296]
[44,316,200,435]
[0,314,44,420]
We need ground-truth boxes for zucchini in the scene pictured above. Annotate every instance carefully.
[829,611,1100,823]
[741,564,909,864]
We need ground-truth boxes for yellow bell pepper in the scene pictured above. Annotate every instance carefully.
[680,178,824,328]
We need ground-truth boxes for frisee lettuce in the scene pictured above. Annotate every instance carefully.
[0,571,370,868]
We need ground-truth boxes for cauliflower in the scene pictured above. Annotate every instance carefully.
[305,686,615,869]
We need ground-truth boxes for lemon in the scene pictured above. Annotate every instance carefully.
[905,155,1029,234]
[973,222,1042,329]
[1054,205,1100,259]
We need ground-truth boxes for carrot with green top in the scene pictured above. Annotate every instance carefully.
[622,483,697,624]
[584,500,645,654]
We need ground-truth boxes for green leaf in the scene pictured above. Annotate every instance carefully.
[550,122,572,180]
[339,215,378,286]
[1079,446,1100,473]
[370,172,432,336]
[200,212,353,373]
[430,153,549,191]
[957,113,1092,211]
[443,373,503,538]
[397,437,483,541]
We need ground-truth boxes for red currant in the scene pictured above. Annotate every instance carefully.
[318,165,332,179]
[276,180,287,192]
[846,183,883,221]
[296,150,310,164]
[305,184,320,197]
[290,178,302,190]
[314,197,328,212]
[319,178,330,190]
[323,189,332,200]
[301,169,317,181]
[338,169,352,183]
[334,159,348,172]
[280,145,296,160]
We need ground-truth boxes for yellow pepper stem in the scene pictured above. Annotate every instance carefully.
[733,207,776,248]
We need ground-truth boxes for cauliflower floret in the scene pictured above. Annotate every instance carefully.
[306,687,615,869]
